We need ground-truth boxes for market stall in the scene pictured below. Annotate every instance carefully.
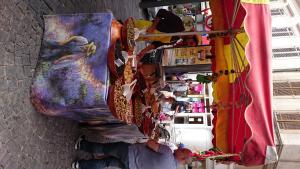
[30,0,277,166]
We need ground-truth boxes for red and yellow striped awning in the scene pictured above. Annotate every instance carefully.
[210,0,277,166]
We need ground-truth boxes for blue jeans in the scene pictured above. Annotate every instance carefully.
[79,141,130,169]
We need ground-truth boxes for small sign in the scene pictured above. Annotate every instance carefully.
[162,46,212,66]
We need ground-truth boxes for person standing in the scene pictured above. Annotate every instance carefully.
[134,9,199,62]
[72,136,193,169]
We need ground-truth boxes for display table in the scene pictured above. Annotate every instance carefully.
[30,13,114,122]
[30,13,157,138]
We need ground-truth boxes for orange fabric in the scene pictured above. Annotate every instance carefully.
[210,0,229,153]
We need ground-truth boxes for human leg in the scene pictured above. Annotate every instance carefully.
[77,137,130,166]
[76,157,126,169]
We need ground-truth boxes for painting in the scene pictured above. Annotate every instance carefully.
[31,13,114,122]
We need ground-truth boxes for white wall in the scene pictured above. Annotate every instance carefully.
[174,125,213,151]
[280,130,300,145]
[276,140,300,168]
[273,97,300,111]
[272,57,300,70]
[273,72,300,81]
[276,131,300,169]
[277,161,300,169]
[271,37,300,49]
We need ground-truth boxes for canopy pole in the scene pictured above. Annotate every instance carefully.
[139,29,244,38]
[139,0,209,8]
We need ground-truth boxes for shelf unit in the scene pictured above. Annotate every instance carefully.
[173,82,213,127]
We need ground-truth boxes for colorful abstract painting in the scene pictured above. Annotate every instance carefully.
[31,13,114,122]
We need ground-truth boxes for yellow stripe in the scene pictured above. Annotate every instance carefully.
[241,0,269,4]
[224,31,249,83]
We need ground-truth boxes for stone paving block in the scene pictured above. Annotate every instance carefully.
[7,79,18,92]
[0,31,10,42]
[16,66,25,79]
[23,65,33,77]
[0,80,8,91]
[6,66,18,79]
[4,42,15,53]
[8,31,16,42]
[21,54,31,65]
[0,147,8,163]
[16,47,30,56]
[15,56,23,65]
[4,51,14,65]
[29,45,40,57]
[0,0,4,10]
[0,66,5,79]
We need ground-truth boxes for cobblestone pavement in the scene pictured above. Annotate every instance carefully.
[0,0,143,168]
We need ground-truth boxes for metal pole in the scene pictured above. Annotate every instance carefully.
[139,28,244,37]
[277,120,300,122]
[139,0,209,8]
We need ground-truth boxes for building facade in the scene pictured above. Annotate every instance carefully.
[270,0,300,169]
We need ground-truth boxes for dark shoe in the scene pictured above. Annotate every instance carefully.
[142,8,150,20]
[75,135,86,150]
[71,161,80,169]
